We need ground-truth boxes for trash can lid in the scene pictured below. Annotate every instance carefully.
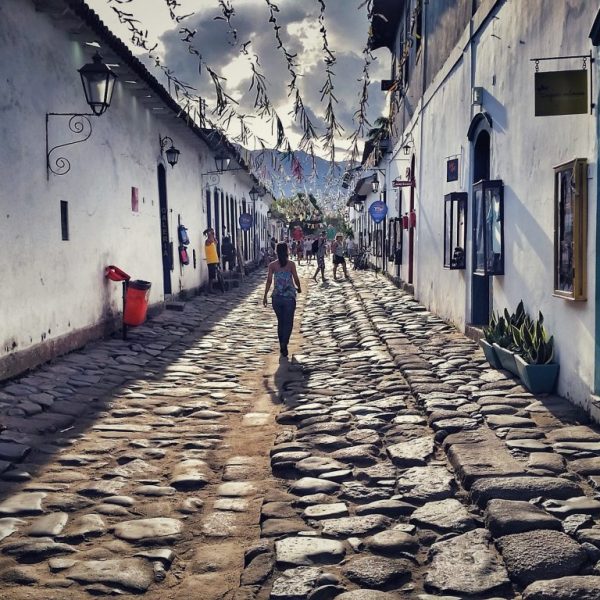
[105,265,130,282]
[129,280,152,290]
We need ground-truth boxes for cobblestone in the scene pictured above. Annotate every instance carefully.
[0,268,599,598]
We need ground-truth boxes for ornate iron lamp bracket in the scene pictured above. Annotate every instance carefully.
[46,112,94,178]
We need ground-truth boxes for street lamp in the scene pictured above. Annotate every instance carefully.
[160,135,180,168]
[214,151,231,173]
[372,175,380,194]
[249,186,260,203]
[46,52,118,177]
[78,52,118,116]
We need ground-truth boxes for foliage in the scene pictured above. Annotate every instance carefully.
[484,302,555,364]
[513,311,554,365]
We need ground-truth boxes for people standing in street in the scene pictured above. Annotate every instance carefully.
[304,236,313,264]
[346,234,356,259]
[312,231,328,282]
[331,233,350,280]
[263,242,301,358]
[221,235,235,272]
[204,228,220,289]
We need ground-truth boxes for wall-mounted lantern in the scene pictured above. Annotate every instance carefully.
[249,186,260,203]
[372,175,380,194]
[472,86,484,107]
[78,52,118,116]
[160,136,180,168]
[267,209,272,219]
[214,151,231,173]
[402,132,415,155]
[46,51,118,177]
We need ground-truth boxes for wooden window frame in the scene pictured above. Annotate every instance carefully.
[443,192,467,269]
[472,179,504,275]
[553,158,588,301]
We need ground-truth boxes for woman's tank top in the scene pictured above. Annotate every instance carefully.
[273,270,296,298]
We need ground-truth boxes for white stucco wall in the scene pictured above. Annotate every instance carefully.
[0,0,266,368]
[389,0,598,407]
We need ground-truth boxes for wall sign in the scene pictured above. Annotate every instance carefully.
[535,70,588,116]
[369,201,388,223]
[446,158,459,182]
[239,213,253,231]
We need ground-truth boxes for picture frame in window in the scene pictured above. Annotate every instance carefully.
[553,158,587,300]
[443,192,467,269]
[473,180,504,275]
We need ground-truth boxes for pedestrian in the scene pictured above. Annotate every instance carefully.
[312,231,328,282]
[304,236,313,264]
[346,234,356,258]
[270,236,277,253]
[221,235,235,272]
[204,227,220,289]
[331,233,349,280]
[263,242,301,358]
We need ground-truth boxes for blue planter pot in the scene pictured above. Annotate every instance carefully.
[515,354,559,394]
[492,343,519,376]
[479,339,502,369]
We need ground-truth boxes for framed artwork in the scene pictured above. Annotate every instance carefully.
[446,158,459,182]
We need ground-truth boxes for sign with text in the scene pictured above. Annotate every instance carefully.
[239,212,253,231]
[369,200,388,223]
[535,69,588,116]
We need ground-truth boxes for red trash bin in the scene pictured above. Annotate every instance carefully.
[123,280,151,326]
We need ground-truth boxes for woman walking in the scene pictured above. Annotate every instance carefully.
[263,242,301,358]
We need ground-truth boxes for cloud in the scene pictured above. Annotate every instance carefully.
[88,0,390,155]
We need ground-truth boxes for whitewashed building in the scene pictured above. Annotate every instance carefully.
[0,0,271,379]
[355,0,600,416]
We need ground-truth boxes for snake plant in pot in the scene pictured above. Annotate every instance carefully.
[513,312,559,393]
[490,301,527,376]
[480,312,502,369]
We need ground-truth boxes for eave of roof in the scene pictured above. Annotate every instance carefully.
[368,0,405,52]
[54,0,260,185]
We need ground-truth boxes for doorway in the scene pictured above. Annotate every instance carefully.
[470,124,491,325]
[157,164,172,295]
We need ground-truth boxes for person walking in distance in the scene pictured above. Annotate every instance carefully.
[331,233,349,280]
[263,242,301,358]
[312,232,328,282]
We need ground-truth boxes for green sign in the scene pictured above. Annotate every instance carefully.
[535,70,588,116]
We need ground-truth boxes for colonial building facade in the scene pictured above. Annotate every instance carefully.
[0,0,272,379]
[349,0,599,416]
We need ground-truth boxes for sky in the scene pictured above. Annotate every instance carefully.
[87,0,390,160]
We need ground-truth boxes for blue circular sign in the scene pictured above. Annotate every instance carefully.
[368,200,388,223]
[239,213,253,231]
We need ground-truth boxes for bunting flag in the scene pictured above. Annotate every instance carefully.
[291,156,304,181]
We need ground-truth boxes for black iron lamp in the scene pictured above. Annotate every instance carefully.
[249,186,260,203]
[372,175,380,194]
[160,136,180,168]
[78,52,118,116]
[355,201,365,213]
[214,151,231,173]
[267,209,272,218]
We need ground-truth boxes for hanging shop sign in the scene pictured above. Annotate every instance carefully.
[239,213,253,231]
[446,158,459,182]
[392,166,414,188]
[535,69,588,116]
[369,201,388,223]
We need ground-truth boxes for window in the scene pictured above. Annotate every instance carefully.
[473,180,504,275]
[60,201,69,241]
[443,193,467,269]
[554,158,587,300]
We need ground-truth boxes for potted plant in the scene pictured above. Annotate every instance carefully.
[514,313,559,394]
[480,313,502,369]
[491,301,526,376]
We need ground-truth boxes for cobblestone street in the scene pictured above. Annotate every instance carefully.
[1,269,600,599]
